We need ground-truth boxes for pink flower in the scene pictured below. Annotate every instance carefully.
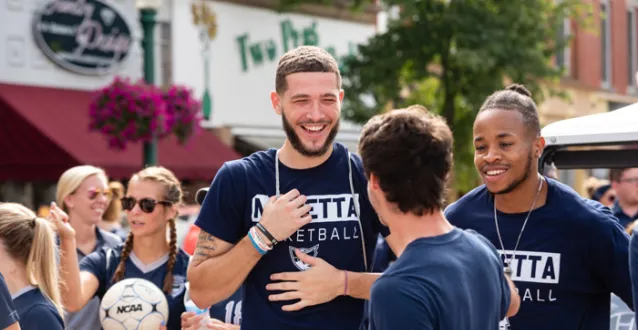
[88,77,204,150]
[162,85,203,145]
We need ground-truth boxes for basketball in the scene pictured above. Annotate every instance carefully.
[99,278,169,330]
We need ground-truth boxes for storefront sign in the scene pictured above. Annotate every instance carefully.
[172,0,375,129]
[32,0,133,75]
[236,19,358,73]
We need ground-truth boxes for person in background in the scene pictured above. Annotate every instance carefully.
[51,166,190,330]
[629,194,638,326]
[584,176,615,208]
[56,165,122,330]
[629,69,638,326]
[610,168,638,229]
[99,181,128,241]
[0,203,64,330]
[594,185,616,209]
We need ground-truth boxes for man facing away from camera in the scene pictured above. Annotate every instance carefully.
[359,105,520,330]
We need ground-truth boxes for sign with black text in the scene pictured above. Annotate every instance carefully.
[32,0,133,75]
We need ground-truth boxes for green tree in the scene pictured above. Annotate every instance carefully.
[338,0,590,196]
[277,0,371,10]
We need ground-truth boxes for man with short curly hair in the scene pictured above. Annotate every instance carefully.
[360,106,519,330]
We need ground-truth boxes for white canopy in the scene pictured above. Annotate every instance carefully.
[542,103,638,146]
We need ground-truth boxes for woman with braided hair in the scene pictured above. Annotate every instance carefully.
[49,166,190,330]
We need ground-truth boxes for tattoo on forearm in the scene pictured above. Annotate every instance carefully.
[194,251,211,258]
[191,232,218,265]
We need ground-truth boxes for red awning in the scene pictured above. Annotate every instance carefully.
[0,83,240,181]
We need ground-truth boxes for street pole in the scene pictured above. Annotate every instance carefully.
[140,8,157,166]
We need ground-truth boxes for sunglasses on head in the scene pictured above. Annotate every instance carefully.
[87,187,112,201]
[121,197,172,213]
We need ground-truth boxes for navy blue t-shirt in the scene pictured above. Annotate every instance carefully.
[445,178,633,330]
[360,235,398,330]
[209,286,242,325]
[370,235,396,273]
[613,201,638,229]
[629,229,638,328]
[12,286,64,330]
[369,228,510,330]
[195,143,387,330]
[80,245,190,330]
[0,273,18,329]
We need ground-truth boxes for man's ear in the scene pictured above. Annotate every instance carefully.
[535,136,546,158]
[369,173,381,192]
[271,91,282,115]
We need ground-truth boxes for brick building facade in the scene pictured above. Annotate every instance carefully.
[540,0,638,193]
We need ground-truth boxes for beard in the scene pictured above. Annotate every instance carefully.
[282,110,339,157]
[491,150,534,195]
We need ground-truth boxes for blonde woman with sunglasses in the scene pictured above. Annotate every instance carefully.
[56,165,123,330]
[50,166,189,330]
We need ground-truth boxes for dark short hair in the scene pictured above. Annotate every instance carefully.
[610,168,630,182]
[359,105,454,215]
[479,84,541,138]
[275,46,341,94]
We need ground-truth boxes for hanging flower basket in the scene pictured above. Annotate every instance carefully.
[89,77,168,150]
[89,77,203,150]
[163,85,203,145]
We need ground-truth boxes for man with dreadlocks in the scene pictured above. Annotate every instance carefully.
[50,166,190,330]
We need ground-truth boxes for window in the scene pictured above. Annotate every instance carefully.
[628,8,637,91]
[556,18,571,75]
[159,22,173,88]
[601,0,612,88]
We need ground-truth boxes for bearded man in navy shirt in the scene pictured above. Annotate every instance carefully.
[445,84,633,330]
[187,46,390,330]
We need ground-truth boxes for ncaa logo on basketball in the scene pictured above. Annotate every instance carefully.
[290,245,319,270]
[100,278,169,329]
[117,304,143,314]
